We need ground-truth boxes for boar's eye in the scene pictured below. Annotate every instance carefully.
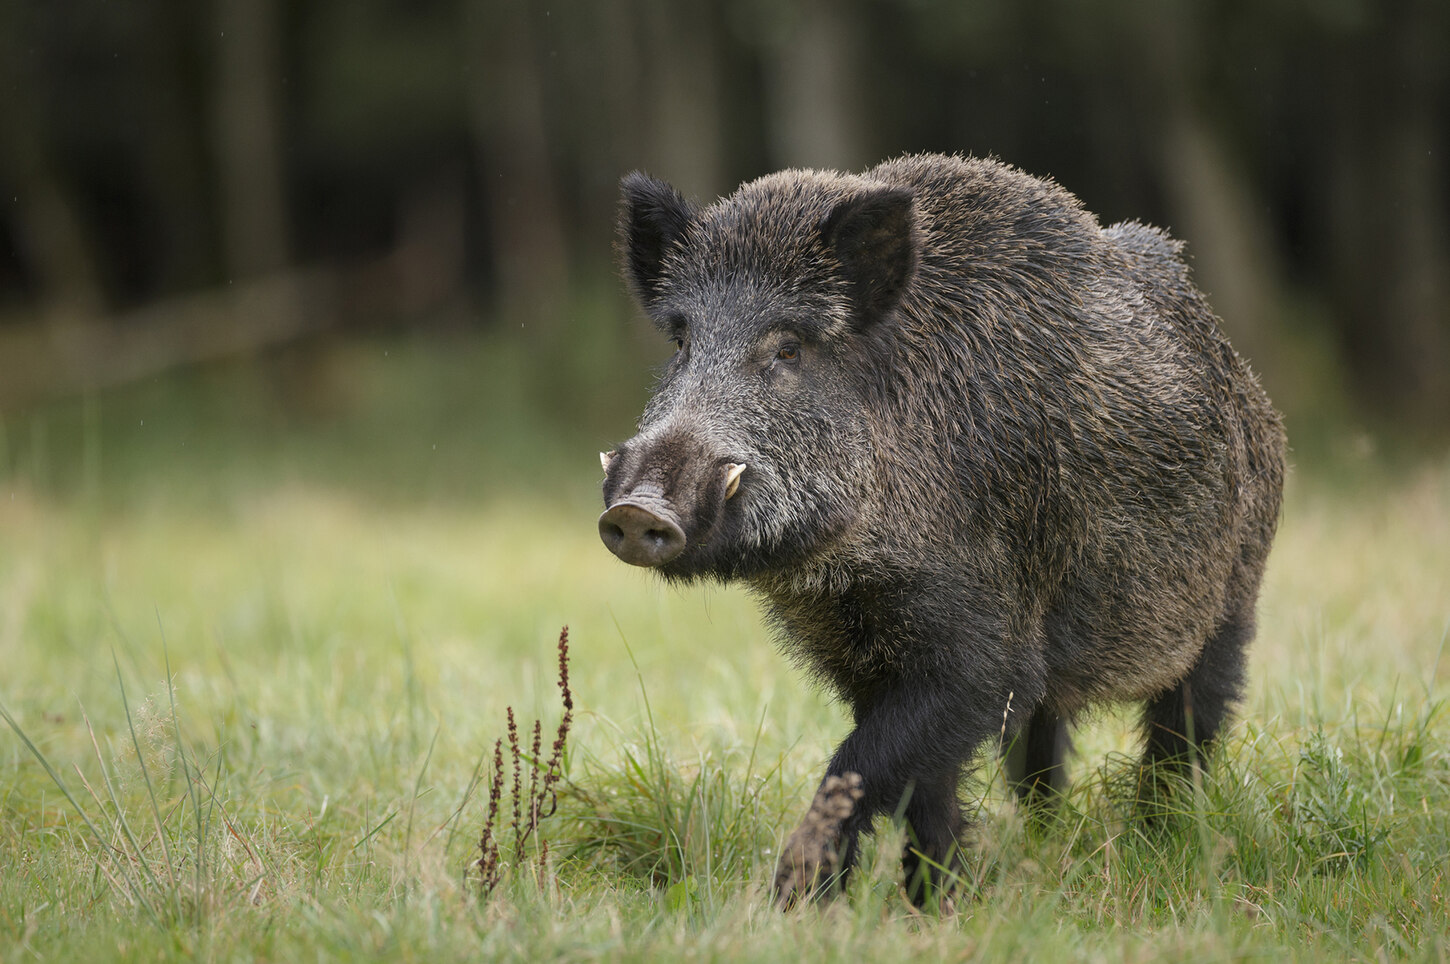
[775,343,799,363]
[665,313,688,353]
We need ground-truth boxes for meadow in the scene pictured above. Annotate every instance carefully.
[1,336,1447,962]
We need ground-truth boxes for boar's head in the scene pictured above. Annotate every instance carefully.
[600,170,918,582]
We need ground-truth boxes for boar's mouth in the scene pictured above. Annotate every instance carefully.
[598,496,687,567]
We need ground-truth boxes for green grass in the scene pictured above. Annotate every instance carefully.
[1,336,1448,961]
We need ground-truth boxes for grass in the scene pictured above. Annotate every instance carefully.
[1,334,1448,961]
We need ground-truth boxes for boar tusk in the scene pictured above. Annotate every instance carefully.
[600,450,616,474]
[723,462,747,499]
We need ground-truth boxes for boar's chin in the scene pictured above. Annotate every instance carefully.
[651,539,753,584]
[651,525,811,585]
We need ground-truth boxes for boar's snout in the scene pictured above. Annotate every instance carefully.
[598,500,687,567]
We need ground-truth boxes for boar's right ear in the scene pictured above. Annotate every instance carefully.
[819,187,917,326]
[618,172,697,305]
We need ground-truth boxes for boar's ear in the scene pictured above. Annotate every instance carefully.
[618,172,697,305]
[819,187,917,325]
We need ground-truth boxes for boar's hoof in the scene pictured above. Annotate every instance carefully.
[598,502,687,567]
[773,772,864,910]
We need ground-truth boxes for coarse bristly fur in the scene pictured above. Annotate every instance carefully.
[600,153,1287,908]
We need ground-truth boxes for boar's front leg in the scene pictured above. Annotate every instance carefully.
[773,665,1024,909]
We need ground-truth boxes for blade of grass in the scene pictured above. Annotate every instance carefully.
[157,615,210,919]
[403,723,441,875]
[112,646,181,914]
[81,708,164,878]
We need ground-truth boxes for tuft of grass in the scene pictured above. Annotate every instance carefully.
[563,713,791,917]
[1,639,259,933]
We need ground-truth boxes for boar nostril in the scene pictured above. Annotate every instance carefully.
[599,502,686,567]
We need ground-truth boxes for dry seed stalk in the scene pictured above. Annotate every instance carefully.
[476,626,574,900]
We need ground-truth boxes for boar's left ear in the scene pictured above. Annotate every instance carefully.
[619,172,697,306]
[819,187,917,326]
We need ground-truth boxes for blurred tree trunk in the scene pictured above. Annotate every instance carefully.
[583,0,728,200]
[464,0,570,334]
[0,1,104,319]
[1374,88,1450,421]
[639,0,726,197]
[760,0,866,172]
[212,0,291,280]
[1159,112,1287,375]
[593,0,647,177]
[136,0,214,294]
[0,121,106,320]
[1326,3,1449,425]
[1137,4,1287,377]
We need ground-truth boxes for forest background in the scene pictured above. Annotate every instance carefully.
[1,0,1446,435]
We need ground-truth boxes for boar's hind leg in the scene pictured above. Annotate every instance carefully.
[1005,704,1071,817]
[1138,602,1253,810]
